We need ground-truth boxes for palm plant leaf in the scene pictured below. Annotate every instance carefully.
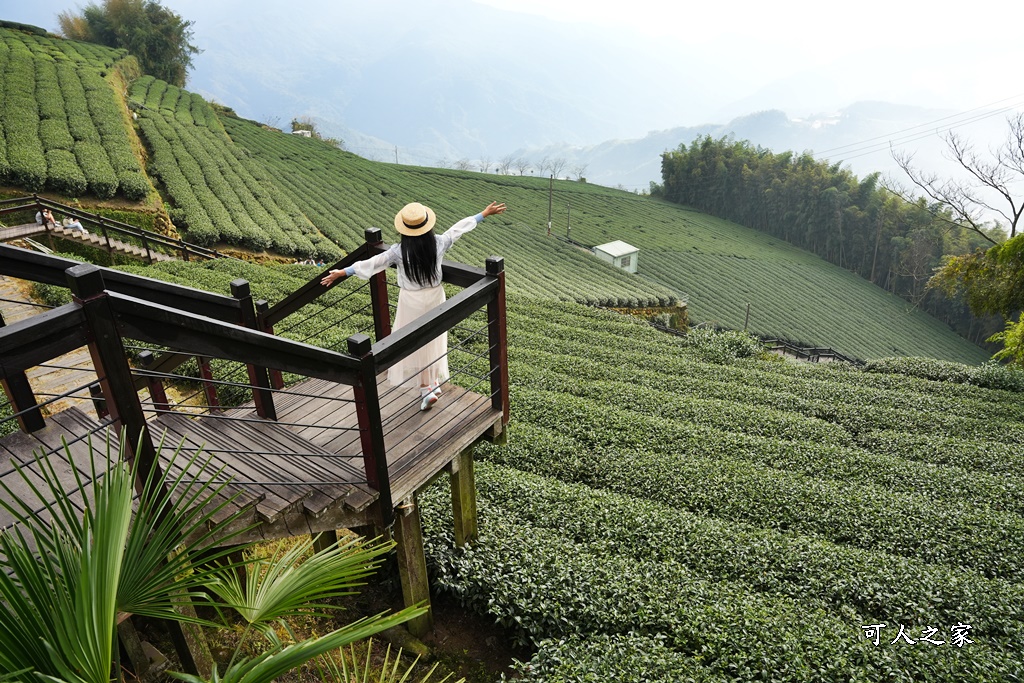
[170,608,429,683]
[206,534,395,630]
[0,429,258,680]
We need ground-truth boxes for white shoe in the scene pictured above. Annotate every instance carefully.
[420,391,438,411]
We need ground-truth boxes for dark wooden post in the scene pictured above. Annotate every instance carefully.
[97,216,113,255]
[347,333,393,526]
[65,264,159,485]
[196,356,221,412]
[88,382,109,420]
[138,350,171,414]
[141,229,153,264]
[255,299,285,390]
[449,446,477,546]
[67,264,213,678]
[0,311,46,432]
[485,257,509,425]
[231,279,276,420]
[393,496,432,637]
[365,228,392,341]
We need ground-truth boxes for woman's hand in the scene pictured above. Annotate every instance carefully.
[482,201,507,218]
[320,269,348,287]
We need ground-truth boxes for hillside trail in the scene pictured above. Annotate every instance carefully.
[0,273,99,417]
[0,223,177,262]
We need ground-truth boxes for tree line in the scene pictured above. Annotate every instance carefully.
[653,135,1004,346]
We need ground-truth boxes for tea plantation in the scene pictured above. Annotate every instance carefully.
[0,22,993,362]
[106,260,1024,681]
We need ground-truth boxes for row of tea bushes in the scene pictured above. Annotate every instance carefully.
[421,483,1019,681]
[0,28,146,199]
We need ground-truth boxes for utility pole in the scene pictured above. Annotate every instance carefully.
[395,146,399,164]
[547,174,553,236]
[566,203,571,241]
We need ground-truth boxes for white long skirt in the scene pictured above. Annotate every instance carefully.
[386,284,450,390]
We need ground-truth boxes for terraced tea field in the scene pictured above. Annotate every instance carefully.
[423,297,1024,681]
[90,257,1024,680]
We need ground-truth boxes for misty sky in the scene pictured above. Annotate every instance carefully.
[6,0,1023,134]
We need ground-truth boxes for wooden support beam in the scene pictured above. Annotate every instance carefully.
[393,497,432,638]
[255,299,284,390]
[165,601,213,678]
[365,228,392,341]
[88,382,108,420]
[138,350,171,414]
[66,264,160,489]
[449,446,478,547]
[117,617,151,679]
[486,257,509,425]
[197,356,221,413]
[312,529,338,554]
[232,279,276,420]
[348,334,393,526]
[0,311,45,432]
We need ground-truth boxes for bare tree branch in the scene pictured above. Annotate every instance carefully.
[889,114,1024,243]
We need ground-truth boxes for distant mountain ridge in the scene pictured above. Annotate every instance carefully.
[507,102,1012,192]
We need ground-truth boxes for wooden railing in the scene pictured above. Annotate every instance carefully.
[0,231,508,526]
[0,195,230,263]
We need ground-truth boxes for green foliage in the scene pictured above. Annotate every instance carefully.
[0,431,423,683]
[0,27,146,200]
[70,255,1024,680]
[659,135,1000,349]
[131,78,330,256]
[864,355,1024,390]
[987,312,1024,366]
[58,0,200,87]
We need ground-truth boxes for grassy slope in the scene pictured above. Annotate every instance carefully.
[222,117,987,363]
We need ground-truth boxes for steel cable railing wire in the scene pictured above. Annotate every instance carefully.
[2,377,107,418]
[132,367,356,405]
[274,280,372,337]
[385,361,500,457]
[0,297,53,311]
[290,302,375,347]
[379,335,497,437]
[375,315,493,403]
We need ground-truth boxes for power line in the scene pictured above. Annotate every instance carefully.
[813,93,1024,156]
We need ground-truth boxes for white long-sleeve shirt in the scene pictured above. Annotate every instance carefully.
[345,213,484,290]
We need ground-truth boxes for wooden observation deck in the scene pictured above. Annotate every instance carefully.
[0,222,509,666]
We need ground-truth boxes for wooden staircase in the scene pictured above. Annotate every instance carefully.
[0,223,177,262]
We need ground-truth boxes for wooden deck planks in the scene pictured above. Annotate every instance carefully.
[2,372,500,545]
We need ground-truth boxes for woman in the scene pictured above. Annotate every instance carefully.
[320,200,507,410]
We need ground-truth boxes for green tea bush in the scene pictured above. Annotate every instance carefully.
[44,148,87,195]
[510,633,726,682]
[864,357,972,383]
[682,326,765,363]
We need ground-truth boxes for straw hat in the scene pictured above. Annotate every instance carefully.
[394,202,436,236]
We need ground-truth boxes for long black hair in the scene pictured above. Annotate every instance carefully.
[400,232,438,286]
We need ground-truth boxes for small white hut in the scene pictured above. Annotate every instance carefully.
[593,240,639,274]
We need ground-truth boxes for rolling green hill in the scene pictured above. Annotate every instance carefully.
[0,23,990,363]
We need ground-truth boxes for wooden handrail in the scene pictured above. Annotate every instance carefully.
[0,304,89,373]
[370,276,498,373]
[0,195,229,262]
[0,242,241,321]
[108,291,362,385]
